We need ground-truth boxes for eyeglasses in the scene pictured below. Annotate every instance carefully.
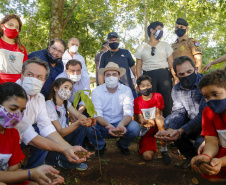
[50,46,64,54]
[151,47,156,56]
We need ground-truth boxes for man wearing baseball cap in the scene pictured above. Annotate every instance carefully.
[98,32,137,98]
[89,62,140,156]
[172,18,202,72]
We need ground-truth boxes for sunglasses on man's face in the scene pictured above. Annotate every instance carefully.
[151,47,156,56]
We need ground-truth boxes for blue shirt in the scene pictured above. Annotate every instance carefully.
[28,49,64,99]
[164,73,207,135]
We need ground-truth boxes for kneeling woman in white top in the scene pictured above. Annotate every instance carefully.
[45,78,90,170]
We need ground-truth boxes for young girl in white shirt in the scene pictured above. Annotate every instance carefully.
[45,78,90,170]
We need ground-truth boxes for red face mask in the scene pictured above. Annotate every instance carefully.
[3,25,19,39]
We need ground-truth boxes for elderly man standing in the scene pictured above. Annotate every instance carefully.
[172,18,202,72]
[155,56,206,169]
[62,37,89,76]
[98,32,137,98]
[89,62,140,156]
[16,57,88,169]
[28,38,66,99]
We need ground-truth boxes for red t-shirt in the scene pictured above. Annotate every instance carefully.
[201,106,226,148]
[0,128,25,170]
[0,38,28,84]
[134,93,164,114]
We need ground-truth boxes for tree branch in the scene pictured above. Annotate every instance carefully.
[63,0,81,30]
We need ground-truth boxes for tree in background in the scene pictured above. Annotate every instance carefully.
[0,0,225,73]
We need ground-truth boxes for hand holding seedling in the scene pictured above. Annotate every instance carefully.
[31,165,64,185]
[191,155,211,174]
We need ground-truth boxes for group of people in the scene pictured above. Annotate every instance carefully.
[0,13,225,185]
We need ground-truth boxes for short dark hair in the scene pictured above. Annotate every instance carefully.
[137,75,152,87]
[0,82,27,104]
[198,67,226,90]
[65,59,82,70]
[22,57,50,80]
[49,38,67,51]
[147,21,164,37]
[101,42,108,50]
[173,56,196,74]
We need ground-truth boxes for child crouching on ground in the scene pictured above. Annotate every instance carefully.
[191,67,226,181]
[134,75,172,164]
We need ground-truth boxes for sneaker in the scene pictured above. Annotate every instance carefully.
[95,143,106,157]
[75,163,88,171]
[116,141,130,155]
[176,157,192,169]
[161,151,172,165]
[82,137,95,151]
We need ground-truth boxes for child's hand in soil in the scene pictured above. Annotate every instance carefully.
[199,158,222,175]
[64,146,87,163]
[191,155,211,174]
[31,165,64,185]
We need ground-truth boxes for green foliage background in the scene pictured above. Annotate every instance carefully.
[0,0,225,72]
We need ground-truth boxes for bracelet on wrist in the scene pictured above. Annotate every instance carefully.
[28,170,31,180]
[177,129,182,138]
[201,153,212,160]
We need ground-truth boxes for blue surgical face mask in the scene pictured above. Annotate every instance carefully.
[207,98,226,114]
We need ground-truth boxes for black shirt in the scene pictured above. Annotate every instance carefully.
[99,48,135,90]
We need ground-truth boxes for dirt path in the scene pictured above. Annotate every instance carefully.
[60,139,225,185]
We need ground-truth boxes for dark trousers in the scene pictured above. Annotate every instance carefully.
[143,68,173,117]
[174,131,204,159]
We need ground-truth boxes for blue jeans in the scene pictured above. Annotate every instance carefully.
[89,120,140,150]
[45,125,90,168]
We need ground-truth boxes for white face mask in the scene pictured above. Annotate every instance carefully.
[22,77,44,96]
[105,76,119,89]
[69,45,78,53]
[57,88,72,100]
[70,74,81,82]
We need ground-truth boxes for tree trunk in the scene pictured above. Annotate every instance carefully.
[49,0,64,41]
[143,0,148,42]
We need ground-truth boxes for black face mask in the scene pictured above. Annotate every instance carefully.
[47,52,62,64]
[109,42,119,50]
[139,88,152,96]
[179,71,197,89]
[175,28,186,37]
[207,99,226,114]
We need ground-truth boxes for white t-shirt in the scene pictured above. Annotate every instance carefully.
[135,41,173,71]
[46,100,72,129]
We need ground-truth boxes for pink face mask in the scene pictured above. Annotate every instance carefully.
[0,105,24,128]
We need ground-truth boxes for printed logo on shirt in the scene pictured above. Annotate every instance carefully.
[121,54,125,57]
[9,54,16,63]
[180,45,184,51]
[194,41,199,47]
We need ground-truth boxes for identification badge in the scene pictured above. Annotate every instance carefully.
[194,41,199,47]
